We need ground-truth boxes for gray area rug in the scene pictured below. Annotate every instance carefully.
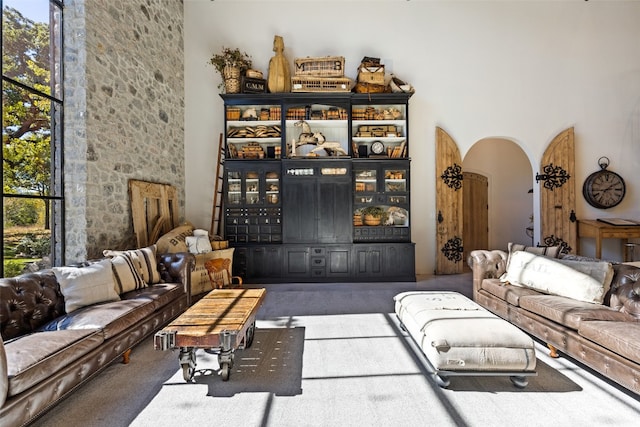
[31,274,640,426]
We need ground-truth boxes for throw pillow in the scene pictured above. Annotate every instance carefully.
[501,250,609,304]
[156,222,194,254]
[186,235,213,254]
[554,258,614,293]
[191,248,235,296]
[103,245,161,285]
[109,252,147,294]
[506,242,561,270]
[53,259,121,313]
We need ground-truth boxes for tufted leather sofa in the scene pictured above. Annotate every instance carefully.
[469,250,640,396]
[0,252,195,427]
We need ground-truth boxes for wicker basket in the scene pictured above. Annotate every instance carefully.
[291,76,353,93]
[354,82,388,94]
[357,63,385,85]
[294,56,345,77]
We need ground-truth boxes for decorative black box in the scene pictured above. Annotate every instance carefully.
[241,77,267,94]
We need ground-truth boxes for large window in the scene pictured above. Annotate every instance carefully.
[1,0,63,277]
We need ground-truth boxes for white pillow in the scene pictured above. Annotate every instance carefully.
[501,251,609,304]
[53,259,121,313]
[186,235,213,254]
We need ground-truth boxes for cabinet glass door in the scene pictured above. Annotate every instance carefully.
[354,168,377,197]
[245,170,260,205]
[353,161,410,242]
[384,167,409,227]
[265,170,280,205]
[226,171,242,205]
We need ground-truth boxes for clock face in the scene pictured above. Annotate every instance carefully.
[371,141,385,155]
[582,170,626,209]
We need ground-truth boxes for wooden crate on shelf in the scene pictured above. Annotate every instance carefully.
[294,56,345,77]
[291,76,352,93]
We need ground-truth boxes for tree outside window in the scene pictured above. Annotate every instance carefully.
[2,0,63,277]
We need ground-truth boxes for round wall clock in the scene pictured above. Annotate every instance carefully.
[582,157,626,209]
[371,141,385,155]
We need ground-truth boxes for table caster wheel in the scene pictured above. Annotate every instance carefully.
[220,362,231,381]
[245,321,256,348]
[435,374,450,388]
[182,363,194,382]
[179,348,196,382]
[510,376,528,389]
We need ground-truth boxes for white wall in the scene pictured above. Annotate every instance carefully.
[184,0,640,274]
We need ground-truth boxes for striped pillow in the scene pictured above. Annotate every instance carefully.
[110,252,147,294]
[103,245,161,285]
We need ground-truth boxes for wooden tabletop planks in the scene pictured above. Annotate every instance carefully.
[160,288,266,347]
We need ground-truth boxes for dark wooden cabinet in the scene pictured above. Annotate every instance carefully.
[282,159,352,244]
[221,93,415,283]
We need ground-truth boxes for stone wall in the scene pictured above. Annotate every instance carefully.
[64,0,184,261]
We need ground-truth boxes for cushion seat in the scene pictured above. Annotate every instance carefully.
[480,279,542,307]
[518,295,636,331]
[39,298,155,340]
[120,283,183,311]
[578,320,640,362]
[4,329,103,396]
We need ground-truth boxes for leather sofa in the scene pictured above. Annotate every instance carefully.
[0,252,195,427]
[469,249,640,396]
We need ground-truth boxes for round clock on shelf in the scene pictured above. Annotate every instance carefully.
[582,157,626,209]
[371,141,385,155]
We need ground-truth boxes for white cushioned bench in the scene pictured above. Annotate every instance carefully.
[394,291,536,388]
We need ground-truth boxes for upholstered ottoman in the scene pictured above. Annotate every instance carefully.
[394,291,536,388]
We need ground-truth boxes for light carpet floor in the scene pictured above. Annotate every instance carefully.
[31,274,640,427]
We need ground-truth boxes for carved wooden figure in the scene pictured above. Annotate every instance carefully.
[267,35,291,93]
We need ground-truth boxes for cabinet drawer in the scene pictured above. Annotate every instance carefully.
[311,257,326,267]
[311,268,326,277]
[311,247,326,256]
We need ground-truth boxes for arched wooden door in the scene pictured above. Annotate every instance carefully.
[538,127,577,254]
[435,127,464,274]
[463,171,489,268]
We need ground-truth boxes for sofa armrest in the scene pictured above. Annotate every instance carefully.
[468,250,508,299]
[158,252,196,305]
[0,335,7,407]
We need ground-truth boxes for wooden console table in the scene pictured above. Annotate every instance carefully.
[577,219,640,259]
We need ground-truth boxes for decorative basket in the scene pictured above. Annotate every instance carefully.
[294,56,345,77]
[224,78,241,94]
[291,76,353,93]
[357,63,385,85]
[223,65,241,94]
[363,214,381,226]
[354,82,388,94]
[226,107,241,121]
[222,65,241,80]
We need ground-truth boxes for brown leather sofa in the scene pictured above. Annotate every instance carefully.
[0,252,195,427]
[469,249,640,396]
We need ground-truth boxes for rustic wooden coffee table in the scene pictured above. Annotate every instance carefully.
[154,288,266,382]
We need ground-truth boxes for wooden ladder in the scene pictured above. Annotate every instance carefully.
[210,133,226,236]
